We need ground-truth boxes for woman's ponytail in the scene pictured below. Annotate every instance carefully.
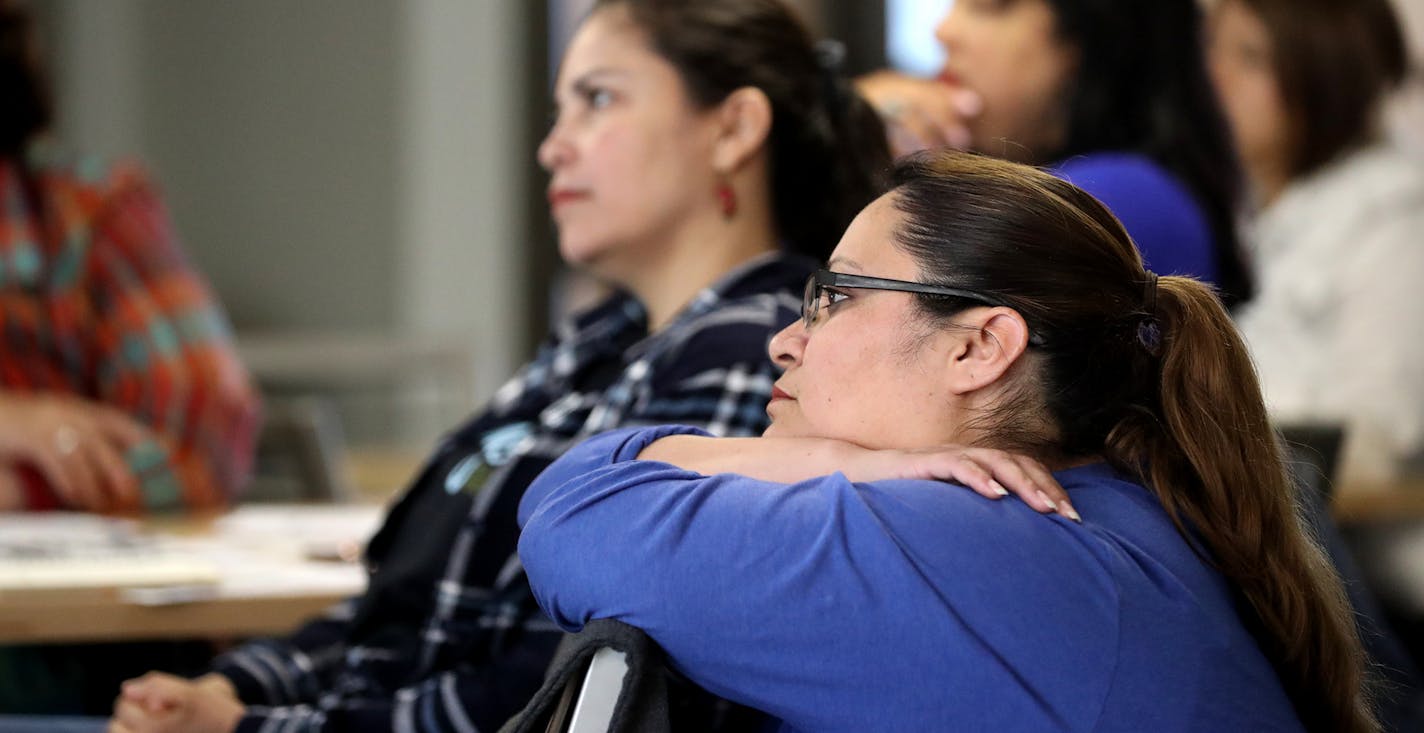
[889,152,1376,731]
[1113,277,1376,733]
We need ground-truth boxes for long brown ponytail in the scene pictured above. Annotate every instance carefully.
[888,150,1376,732]
[1114,278,1376,732]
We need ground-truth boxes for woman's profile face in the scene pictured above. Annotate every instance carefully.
[764,195,963,451]
[538,7,724,280]
[935,0,1079,163]
[1206,0,1291,189]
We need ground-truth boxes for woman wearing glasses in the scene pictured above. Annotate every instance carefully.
[518,152,1375,732]
[108,3,1069,733]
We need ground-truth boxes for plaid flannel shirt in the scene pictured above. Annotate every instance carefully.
[0,146,259,509]
[212,252,813,732]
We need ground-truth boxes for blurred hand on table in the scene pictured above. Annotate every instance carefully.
[0,392,152,511]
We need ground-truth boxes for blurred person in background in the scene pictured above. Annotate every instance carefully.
[856,0,1253,308]
[1208,0,1424,486]
[0,0,260,717]
[1209,5,1424,728]
[103,2,1050,732]
[0,0,259,515]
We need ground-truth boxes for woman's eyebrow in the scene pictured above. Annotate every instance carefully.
[569,67,630,88]
[552,67,631,105]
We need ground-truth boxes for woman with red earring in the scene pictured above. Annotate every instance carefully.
[717,179,737,218]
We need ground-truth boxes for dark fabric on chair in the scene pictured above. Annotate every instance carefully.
[499,619,671,733]
[499,620,768,733]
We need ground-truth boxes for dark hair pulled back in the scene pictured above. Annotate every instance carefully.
[888,150,1376,733]
[1231,0,1409,178]
[593,0,891,260]
[1,2,53,159]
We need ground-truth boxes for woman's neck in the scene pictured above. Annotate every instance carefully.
[627,200,779,334]
[1246,152,1294,210]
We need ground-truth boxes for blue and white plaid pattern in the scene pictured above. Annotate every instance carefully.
[213,253,812,733]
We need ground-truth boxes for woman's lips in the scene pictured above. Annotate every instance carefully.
[547,189,589,209]
[770,386,793,402]
[937,68,964,87]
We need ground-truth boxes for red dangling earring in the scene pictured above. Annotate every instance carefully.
[716,182,738,219]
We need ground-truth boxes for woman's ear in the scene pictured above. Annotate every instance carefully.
[944,308,1032,394]
[711,86,773,174]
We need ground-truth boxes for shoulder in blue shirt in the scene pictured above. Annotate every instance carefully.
[1052,152,1218,285]
[519,426,1301,733]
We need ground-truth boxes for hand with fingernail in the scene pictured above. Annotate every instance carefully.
[0,391,152,512]
[842,444,1080,521]
[854,70,983,158]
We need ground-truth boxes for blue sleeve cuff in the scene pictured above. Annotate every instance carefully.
[608,424,713,462]
[517,425,711,527]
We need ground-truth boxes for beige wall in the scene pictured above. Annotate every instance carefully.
[36,0,535,441]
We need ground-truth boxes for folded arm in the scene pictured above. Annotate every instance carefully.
[638,432,1075,518]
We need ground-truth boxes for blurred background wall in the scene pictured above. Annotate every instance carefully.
[31,0,541,452]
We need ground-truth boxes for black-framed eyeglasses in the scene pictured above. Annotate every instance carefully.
[802,269,1044,345]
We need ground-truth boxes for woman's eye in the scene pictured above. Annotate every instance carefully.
[586,88,614,109]
[821,288,850,310]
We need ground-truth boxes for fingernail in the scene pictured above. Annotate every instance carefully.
[951,88,984,116]
[1065,506,1083,523]
[989,480,1009,497]
[1036,490,1059,513]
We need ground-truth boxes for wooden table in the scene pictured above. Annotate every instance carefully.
[0,505,381,644]
[1332,478,1424,525]
[0,588,347,644]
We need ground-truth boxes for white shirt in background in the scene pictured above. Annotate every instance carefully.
[1237,140,1424,485]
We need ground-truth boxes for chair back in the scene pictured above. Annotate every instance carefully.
[246,397,353,502]
[1279,422,1345,501]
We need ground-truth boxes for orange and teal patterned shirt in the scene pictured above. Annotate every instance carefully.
[0,146,260,511]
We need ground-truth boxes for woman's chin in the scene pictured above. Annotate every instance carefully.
[761,418,809,440]
[556,233,614,269]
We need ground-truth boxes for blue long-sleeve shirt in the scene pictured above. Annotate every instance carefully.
[518,426,1303,733]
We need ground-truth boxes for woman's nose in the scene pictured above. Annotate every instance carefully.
[537,123,572,171]
[768,319,806,370]
[934,3,962,52]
